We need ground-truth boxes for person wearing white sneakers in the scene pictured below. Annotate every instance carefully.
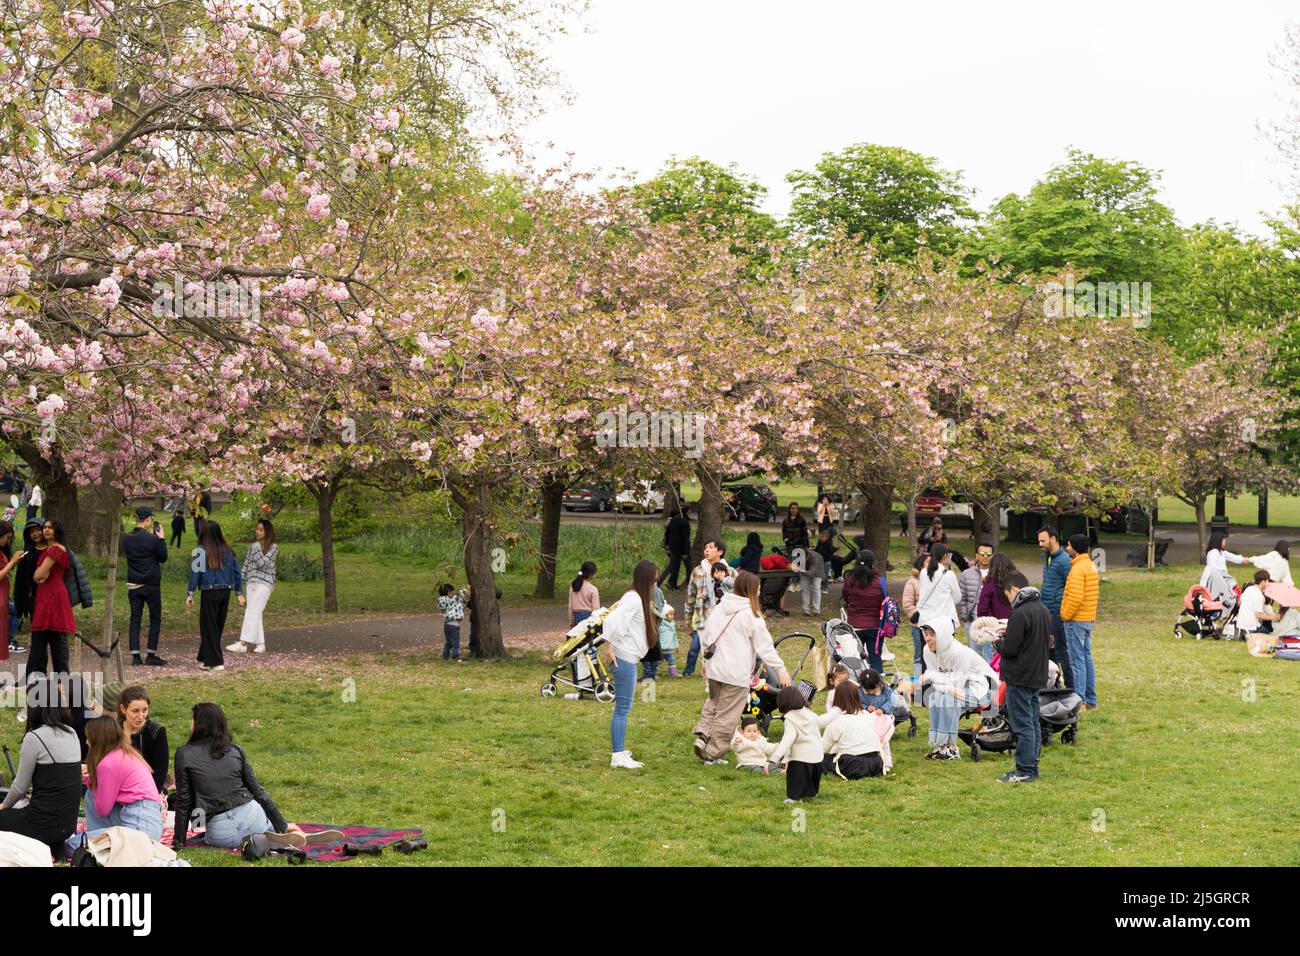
[600,560,660,769]
[228,518,277,656]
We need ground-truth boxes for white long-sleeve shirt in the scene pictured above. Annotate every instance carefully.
[771,708,823,765]
[731,731,779,768]
[1249,551,1294,588]
[699,592,785,688]
[601,589,649,663]
[821,711,883,757]
[1200,548,1246,589]
[915,566,962,630]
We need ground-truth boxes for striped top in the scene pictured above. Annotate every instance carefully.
[242,542,278,589]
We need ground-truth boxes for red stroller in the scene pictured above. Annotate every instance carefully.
[1174,584,1239,640]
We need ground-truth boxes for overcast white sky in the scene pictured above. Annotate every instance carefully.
[515,0,1298,233]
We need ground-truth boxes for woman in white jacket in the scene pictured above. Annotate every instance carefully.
[919,614,998,761]
[601,560,660,769]
[693,571,790,764]
[913,543,962,633]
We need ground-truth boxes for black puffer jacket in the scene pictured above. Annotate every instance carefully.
[995,586,1052,688]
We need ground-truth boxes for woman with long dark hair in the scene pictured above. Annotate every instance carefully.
[977,551,1018,621]
[782,502,809,551]
[0,678,81,848]
[228,518,276,655]
[568,561,599,627]
[27,517,76,679]
[116,686,170,792]
[173,702,305,849]
[12,517,46,648]
[913,543,961,635]
[186,521,244,670]
[600,560,659,769]
[841,550,889,671]
[738,532,763,573]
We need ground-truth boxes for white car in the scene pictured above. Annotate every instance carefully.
[616,481,665,514]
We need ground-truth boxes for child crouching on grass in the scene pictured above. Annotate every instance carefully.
[437,583,467,662]
[731,717,780,772]
[771,685,822,803]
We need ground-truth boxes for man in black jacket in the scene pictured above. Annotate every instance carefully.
[121,506,168,666]
[658,503,691,590]
[993,571,1051,783]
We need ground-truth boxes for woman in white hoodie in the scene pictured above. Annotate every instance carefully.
[601,560,660,769]
[693,571,790,764]
[919,614,998,761]
[913,543,962,634]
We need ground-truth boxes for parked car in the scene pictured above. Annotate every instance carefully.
[1099,504,1150,535]
[616,481,665,514]
[563,484,615,512]
[723,483,778,522]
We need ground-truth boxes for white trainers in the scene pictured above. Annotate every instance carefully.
[251,644,265,654]
[610,751,643,769]
[210,665,225,672]
[225,642,248,654]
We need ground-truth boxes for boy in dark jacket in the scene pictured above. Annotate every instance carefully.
[993,571,1051,783]
[121,506,168,666]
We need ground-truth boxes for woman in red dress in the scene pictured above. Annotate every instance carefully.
[0,520,27,662]
[28,518,76,679]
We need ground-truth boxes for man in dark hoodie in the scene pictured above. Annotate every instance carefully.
[121,506,168,666]
[994,570,1051,783]
[658,503,691,590]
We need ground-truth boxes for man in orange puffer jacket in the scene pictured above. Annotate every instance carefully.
[1060,533,1099,710]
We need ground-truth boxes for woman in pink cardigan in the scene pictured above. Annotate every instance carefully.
[83,716,164,841]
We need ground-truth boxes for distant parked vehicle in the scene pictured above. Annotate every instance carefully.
[1100,504,1150,535]
[563,485,615,512]
[616,481,665,514]
[723,483,778,522]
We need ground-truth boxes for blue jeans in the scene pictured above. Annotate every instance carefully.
[1004,682,1041,778]
[1049,612,1074,689]
[641,651,676,680]
[927,684,993,746]
[84,796,164,842]
[205,799,272,848]
[1064,620,1096,706]
[682,630,702,676]
[571,610,592,627]
[967,621,995,663]
[442,621,461,659]
[609,655,637,753]
[856,627,881,672]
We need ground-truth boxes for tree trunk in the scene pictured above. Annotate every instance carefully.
[77,477,121,558]
[1258,486,1269,529]
[10,439,82,548]
[459,484,504,658]
[532,477,566,599]
[307,477,340,613]
[973,502,999,549]
[1146,500,1156,570]
[691,464,724,568]
[906,496,918,556]
[1193,498,1208,556]
[101,500,125,684]
[856,483,893,570]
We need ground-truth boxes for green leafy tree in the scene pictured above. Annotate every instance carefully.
[786,143,975,258]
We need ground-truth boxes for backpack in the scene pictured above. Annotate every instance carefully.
[879,596,900,640]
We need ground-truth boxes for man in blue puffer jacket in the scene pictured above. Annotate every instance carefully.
[1037,526,1074,690]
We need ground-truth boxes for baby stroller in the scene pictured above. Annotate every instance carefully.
[955,674,1081,761]
[745,632,818,735]
[1174,584,1239,641]
[541,609,615,702]
[759,568,795,616]
[822,618,917,738]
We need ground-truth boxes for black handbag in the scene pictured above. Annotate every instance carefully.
[71,832,100,868]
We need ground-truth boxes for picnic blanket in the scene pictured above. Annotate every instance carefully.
[82,819,424,862]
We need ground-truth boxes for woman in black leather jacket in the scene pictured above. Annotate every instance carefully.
[172,702,302,849]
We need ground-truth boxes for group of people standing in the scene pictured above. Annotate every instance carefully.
[0,679,304,855]
[0,516,92,675]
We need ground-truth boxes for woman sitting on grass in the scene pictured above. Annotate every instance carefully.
[0,678,81,850]
[116,686,170,792]
[819,680,885,780]
[83,716,164,841]
[172,702,304,850]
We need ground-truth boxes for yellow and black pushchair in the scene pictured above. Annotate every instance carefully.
[541,608,616,702]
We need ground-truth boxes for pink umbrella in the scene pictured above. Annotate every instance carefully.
[1262,581,1300,608]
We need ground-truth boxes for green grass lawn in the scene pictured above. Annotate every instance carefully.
[11,553,1295,867]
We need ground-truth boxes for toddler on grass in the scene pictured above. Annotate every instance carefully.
[731,717,780,773]
[437,583,467,662]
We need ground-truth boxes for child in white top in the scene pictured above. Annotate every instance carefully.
[731,718,780,773]
[772,686,823,802]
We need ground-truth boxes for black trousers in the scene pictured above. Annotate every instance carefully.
[198,589,231,667]
[821,751,884,780]
[170,525,183,548]
[786,760,822,800]
[25,630,70,680]
[1049,612,1074,689]
[128,584,163,654]
[657,552,686,588]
